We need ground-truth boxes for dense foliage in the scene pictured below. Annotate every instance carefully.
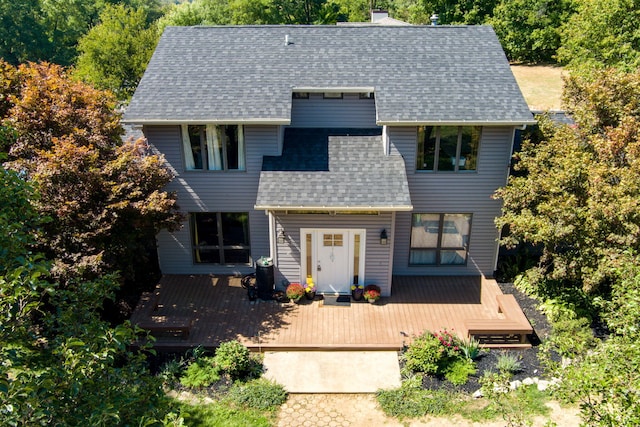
[496,69,640,299]
[546,253,640,426]
[75,4,160,100]
[496,67,640,423]
[0,0,163,67]
[1,61,181,288]
[0,167,171,425]
[489,0,574,63]
[559,0,640,73]
[390,0,497,25]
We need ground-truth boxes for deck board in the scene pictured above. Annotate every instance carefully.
[131,275,531,350]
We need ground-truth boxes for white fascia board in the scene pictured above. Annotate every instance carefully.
[377,119,537,126]
[254,205,413,212]
[121,118,291,125]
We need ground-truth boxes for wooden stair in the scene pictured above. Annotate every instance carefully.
[465,294,533,346]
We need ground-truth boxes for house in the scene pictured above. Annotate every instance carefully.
[124,25,534,297]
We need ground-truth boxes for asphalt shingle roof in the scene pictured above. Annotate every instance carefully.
[255,128,412,210]
[124,25,533,125]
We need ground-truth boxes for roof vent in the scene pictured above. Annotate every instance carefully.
[430,13,439,25]
[285,34,292,46]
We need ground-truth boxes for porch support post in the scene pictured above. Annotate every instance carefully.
[268,210,277,265]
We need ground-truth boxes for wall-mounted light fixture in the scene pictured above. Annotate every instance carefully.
[277,229,286,244]
[380,229,388,245]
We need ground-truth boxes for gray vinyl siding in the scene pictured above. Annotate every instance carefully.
[290,93,378,128]
[273,213,393,296]
[145,125,280,275]
[390,126,514,277]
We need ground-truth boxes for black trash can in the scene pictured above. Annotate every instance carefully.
[255,257,275,300]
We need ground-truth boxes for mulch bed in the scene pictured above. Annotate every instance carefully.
[418,282,552,394]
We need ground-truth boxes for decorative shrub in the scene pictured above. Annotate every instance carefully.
[404,330,465,375]
[444,358,477,385]
[403,331,445,374]
[158,357,186,385]
[459,337,483,361]
[495,351,523,375]
[363,284,381,301]
[433,329,460,359]
[227,378,288,411]
[214,340,251,379]
[180,357,221,388]
[546,316,597,358]
[285,283,305,300]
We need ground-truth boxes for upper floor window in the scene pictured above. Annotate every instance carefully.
[416,126,481,172]
[181,124,245,171]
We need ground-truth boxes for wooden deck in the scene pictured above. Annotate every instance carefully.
[131,275,532,351]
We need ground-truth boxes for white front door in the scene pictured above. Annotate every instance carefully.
[317,232,349,294]
[300,229,365,295]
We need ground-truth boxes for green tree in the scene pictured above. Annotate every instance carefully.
[270,0,327,24]
[495,69,640,298]
[391,0,497,25]
[158,0,340,28]
[2,61,181,286]
[0,0,164,67]
[330,0,371,22]
[489,0,574,63]
[559,0,640,72]
[0,167,172,425]
[157,0,232,29]
[75,4,160,100]
[0,0,52,65]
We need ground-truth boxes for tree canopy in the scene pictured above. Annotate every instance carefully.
[549,251,640,426]
[1,61,181,286]
[75,4,159,100]
[558,0,640,73]
[489,0,573,63]
[495,69,640,298]
[0,0,164,67]
[0,165,172,425]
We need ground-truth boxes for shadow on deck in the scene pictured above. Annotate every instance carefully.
[130,275,533,351]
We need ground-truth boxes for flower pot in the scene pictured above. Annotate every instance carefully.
[292,296,303,303]
[305,291,316,300]
[367,298,377,304]
[351,289,363,301]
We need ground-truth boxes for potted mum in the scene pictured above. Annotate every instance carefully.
[286,283,305,302]
[363,284,381,303]
[351,284,364,301]
[305,276,317,300]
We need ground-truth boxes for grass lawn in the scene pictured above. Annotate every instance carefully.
[511,64,565,111]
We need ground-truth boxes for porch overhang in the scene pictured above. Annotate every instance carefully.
[255,128,413,213]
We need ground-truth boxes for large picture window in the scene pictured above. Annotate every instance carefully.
[191,212,250,264]
[416,126,480,172]
[181,125,245,171]
[410,213,471,265]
